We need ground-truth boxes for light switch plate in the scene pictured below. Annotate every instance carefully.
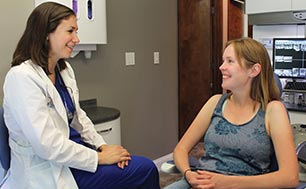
[125,52,135,66]
[154,52,160,64]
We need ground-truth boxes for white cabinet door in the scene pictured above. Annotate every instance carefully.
[292,0,306,11]
[246,0,291,14]
[95,118,121,145]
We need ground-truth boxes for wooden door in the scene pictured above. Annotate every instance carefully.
[228,0,244,40]
[178,0,243,138]
[178,0,223,138]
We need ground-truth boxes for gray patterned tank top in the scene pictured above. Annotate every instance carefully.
[199,93,274,175]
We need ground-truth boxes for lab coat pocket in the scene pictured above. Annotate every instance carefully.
[28,161,56,189]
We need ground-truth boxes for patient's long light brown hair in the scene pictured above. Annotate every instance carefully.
[225,37,280,111]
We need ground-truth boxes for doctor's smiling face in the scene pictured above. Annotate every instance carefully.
[11,2,77,75]
[48,15,80,63]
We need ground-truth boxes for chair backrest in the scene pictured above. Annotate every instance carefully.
[0,107,10,171]
[273,73,283,95]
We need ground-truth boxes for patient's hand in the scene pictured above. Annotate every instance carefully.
[192,170,228,189]
[185,170,215,189]
[97,144,131,168]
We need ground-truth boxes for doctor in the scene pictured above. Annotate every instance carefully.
[2,2,160,189]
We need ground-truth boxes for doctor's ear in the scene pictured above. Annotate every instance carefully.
[249,63,261,77]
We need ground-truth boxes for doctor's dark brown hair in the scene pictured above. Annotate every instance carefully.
[11,2,75,74]
[225,37,280,111]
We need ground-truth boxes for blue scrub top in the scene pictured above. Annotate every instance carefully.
[55,68,82,144]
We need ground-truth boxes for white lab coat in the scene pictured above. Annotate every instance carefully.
[1,60,106,189]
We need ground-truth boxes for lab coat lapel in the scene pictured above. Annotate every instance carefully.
[26,61,69,125]
[45,82,69,125]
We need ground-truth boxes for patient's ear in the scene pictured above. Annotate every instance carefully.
[249,63,261,78]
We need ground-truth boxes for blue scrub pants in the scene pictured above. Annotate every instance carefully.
[71,155,160,189]
[69,128,160,189]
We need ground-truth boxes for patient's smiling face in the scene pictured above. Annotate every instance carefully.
[219,44,251,92]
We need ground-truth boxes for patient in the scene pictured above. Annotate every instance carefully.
[2,2,160,189]
[164,37,299,189]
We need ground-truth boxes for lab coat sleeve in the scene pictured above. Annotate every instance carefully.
[73,108,107,149]
[3,66,98,172]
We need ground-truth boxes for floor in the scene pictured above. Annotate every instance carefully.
[153,153,182,188]
[154,143,206,188]
[159,172,182,188]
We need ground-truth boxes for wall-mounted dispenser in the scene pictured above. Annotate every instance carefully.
[34,0,107,59]
[87,0,93,20]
